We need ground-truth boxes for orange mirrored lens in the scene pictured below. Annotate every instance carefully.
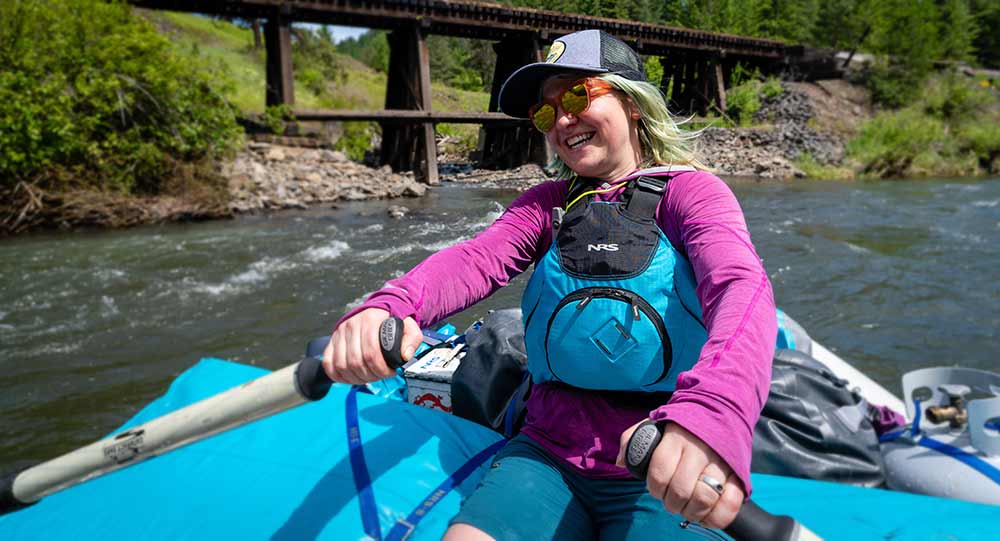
[530,103,556,132]
[561,84,590,115]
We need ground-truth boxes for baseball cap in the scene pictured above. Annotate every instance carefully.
[498,29,646,118]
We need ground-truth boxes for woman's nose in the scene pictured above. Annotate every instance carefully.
[554,106,578,129]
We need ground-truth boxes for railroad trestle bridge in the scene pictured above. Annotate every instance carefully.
[132,0,841,183]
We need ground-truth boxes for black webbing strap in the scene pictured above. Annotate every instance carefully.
[624,176,667,219]
[564,176,598,207]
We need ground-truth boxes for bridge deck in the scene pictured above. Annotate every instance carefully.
[132,0,794,59]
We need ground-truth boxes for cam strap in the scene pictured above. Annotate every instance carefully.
[624,175,668,220]
[346,386,507,541]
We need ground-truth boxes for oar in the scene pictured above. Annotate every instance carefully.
[625,420,824,541]
[0,318,408,516]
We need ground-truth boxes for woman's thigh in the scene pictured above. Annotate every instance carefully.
[448,436,595,541]
[588,478,725,541]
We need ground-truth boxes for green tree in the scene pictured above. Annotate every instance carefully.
[970,0,1000,67]
[937,0,979,63]
[812,0,866,49]
[0,0,242,192]
[760,0,821,43]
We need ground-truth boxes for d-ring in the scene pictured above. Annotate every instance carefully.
[700,474,724,495]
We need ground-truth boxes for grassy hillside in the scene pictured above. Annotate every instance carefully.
[139,10,490,156]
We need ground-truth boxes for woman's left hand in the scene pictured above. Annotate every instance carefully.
[617,420,744,529]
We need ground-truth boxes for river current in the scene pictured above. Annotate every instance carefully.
[1,177,997,472]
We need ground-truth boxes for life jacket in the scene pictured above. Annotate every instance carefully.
[520,168,707,392]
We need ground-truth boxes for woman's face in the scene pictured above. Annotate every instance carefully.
[539,76,642,181]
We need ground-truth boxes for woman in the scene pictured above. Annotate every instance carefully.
[324,29,776,540]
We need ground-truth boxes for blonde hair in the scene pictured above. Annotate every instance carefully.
[546,73,710,180]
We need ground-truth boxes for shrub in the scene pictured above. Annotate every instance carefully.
[335,122,378,162]
[726,84,760,126]
[761,77,784,100]
[849,72,1000,178]
[0,0,243,193]
[847,109,947,177]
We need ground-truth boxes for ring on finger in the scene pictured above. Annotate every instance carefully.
[699,474,725,495]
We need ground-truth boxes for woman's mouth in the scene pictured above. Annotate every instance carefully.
[565,132,595,149]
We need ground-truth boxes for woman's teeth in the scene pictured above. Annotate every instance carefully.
[566,133,595,149]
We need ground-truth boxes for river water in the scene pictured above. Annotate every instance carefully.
[1,177,998,473]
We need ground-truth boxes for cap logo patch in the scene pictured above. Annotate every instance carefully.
[545,41,566,63]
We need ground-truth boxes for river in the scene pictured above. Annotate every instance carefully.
[1,177,997,473]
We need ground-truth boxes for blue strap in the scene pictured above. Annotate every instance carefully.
[346,386,382,541]
[504,372,531,438]
[917,435,1000,486]
[911,398,922,436]
[348,387,509,541]
[878,428,908,443]
[385,439,508,541]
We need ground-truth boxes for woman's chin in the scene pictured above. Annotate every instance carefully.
[561,154,603,178]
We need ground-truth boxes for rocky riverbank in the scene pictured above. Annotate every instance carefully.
[227,80,869,213]
[224,143,428,213]
[0,79,869,233]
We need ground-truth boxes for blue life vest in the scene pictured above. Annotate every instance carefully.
[520,170,707,392]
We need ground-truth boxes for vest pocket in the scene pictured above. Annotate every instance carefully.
[544,287,672,390]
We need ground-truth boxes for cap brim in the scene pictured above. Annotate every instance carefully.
[498,62,607,118]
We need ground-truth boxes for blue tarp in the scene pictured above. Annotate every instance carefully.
[2,358,998,540]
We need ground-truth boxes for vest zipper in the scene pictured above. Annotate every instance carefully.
[545,287,673,386]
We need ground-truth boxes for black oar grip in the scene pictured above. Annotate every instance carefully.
[624,419,802,541]
[295,356,333,401]
[725,499,801,541]
[379,316,405,369]
[296,317,404,400]
[1,470,35,516]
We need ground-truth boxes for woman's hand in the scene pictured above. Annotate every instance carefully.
[617,420,744,529]
[322,308,423,384]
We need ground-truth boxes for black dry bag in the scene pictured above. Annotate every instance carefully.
[751,348,886,487]
[451,309,531,438]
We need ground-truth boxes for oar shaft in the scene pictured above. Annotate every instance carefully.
[1,317,405,516]
[5,361,313,511]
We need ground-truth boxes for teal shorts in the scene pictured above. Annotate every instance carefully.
[449,434,725,541]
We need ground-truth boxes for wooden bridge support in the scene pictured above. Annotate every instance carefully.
[381,25,438,185]
[659,53,727,117]
[264,14,294,107]
[479,35,548,170]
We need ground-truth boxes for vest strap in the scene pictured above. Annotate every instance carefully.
[625,176,668,219]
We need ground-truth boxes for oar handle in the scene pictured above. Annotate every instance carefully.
[1,471,35,515]
[625,420,803,541]
[295,316,405,400]
[378,316,406,369]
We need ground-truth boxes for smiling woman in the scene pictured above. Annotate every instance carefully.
[320,28,779,541]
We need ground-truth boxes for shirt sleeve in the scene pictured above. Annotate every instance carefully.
[650,171,777,497]
[336,181,565,329]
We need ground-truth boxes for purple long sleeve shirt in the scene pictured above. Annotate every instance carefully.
[341,168,776,495]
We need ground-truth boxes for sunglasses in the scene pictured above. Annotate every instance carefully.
[528,78,614,133]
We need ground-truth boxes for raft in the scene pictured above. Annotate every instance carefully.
[1,357,998,541]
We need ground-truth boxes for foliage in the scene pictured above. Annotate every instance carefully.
[848,72,1000,177]
[0,0,243,193]
[970,0,1000,68]
[723,66,783,126]
[643,56,664,86]
[292,25,345,99]
[726,84,761,127]
[337,31,390,73]
[262,104,293,135]
[335,122,378,162]
[794,152,855,180]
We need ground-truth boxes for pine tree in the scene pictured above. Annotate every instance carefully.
[937,0,979,63]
